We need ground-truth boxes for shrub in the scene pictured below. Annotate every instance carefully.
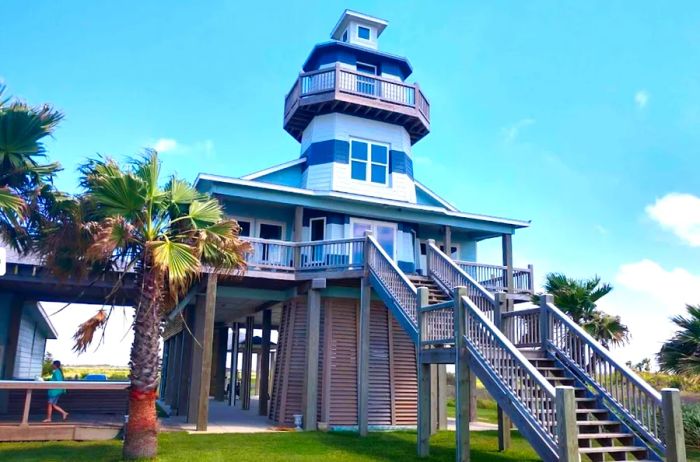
[683,403,700,448]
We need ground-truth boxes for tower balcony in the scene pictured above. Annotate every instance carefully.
[284,64,430,144]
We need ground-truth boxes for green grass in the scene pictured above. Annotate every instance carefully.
[689,447,700,461]
[0,431,541,462]
[447,398,499,425]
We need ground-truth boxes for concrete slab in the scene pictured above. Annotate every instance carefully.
[447,417,498,431]
[161,397,278,434]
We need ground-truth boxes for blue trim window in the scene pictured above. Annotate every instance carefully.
[350,139,389,185]
[358,26,371,40]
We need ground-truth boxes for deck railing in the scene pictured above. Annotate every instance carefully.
[542,300,666,453]
[365,235,418,325]
[284,66,430,121]
[243,237,365,274]
[501,307,541,348]
[458,294,558,449]
[426,241,497,321]
[456,261,534,294]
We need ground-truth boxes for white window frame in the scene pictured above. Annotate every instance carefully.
[357,25,372,41]
[308,217,326,242]
[356,61,377,75]
[256,219,286,241]
[231,216,254,238]
[349,218,397,260]
[349,137,390,186]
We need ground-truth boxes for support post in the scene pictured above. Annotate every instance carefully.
[241,316,254,410]
[303,284,322,430]
[444,226,452,257]
[539,294,553,350]
[191,274,217,431]
[501,234,514,293]
[453,286,470,462]
[294,206,304,241]
[662,388,687,462]
[229,323,239,406]
[213,325,228,401]
[556,386,579,462]
[20,389,32,427]
[258,309,272,416]
[493,292,511,450]
[438,365,447,430]
[417,286,431,457]
[358,277,371,436]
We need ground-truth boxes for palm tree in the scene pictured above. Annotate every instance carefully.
[534,272,629,347]
[0,84,64,252]
[658,305,700,375]
[45,151,250,459]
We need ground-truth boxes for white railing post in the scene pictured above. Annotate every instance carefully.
[453,286,470,462]
[426,239,436,277]
[417,286,431,457]
[539,294,553,350]
[662,388,687,462]
[555,386,579,461]
[527,264,535,293]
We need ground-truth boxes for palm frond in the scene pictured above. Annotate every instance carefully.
[0,187,26,216]
[149,238,201,297]
[73,309,107,353]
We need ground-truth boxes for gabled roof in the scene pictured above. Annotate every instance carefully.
[330,10,388,40]
[241,158,305,188]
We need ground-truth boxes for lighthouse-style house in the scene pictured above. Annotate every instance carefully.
[159,10,675,462]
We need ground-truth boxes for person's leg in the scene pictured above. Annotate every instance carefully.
[53,403,68,420]
[43,402,53,422]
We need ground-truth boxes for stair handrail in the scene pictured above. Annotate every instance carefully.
[365,235,418,325]
[542,300,665,451]
[426,241,497,321]
[459,292,558,452]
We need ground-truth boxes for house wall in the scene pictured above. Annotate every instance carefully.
[13,303,48,380]
[270,293,417,428]
[223,200,295,241]
[299,113,416,203]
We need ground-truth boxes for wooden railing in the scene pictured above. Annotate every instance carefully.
[456,261,534,294]
[426,241,497,321]
[501,308,541,348]
[284,66,430,122]
[0,380,130,426]
[541,300,666,453]
[365,235,418,325]
[243,237,364,274]
[418,299,455,345]
[457,294,558,449]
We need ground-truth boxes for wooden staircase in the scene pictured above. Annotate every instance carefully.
[407,275,450,305]
[521,348,652,462]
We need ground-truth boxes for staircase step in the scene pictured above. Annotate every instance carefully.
[577,432,634,439]
[578,446,647,454]
[577,420,620,428]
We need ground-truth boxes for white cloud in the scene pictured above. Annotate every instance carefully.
[501,118,535,143]
[151,138,178,153]
[646,192,700,246]
[600,259,700,366]
[635,90,649,109]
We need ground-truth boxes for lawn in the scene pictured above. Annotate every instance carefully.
[0,430,541,462]
[447,398,499,424]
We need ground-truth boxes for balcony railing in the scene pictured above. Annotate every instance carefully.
[284,66,430,122]
[455,261,534,294]
[244,237,365,274]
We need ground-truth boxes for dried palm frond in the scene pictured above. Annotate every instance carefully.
[73,309,107,353]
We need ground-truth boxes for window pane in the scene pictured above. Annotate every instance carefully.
[358,26,370,40]
[371,144,387,164]
[351,161,367,180]
[352,223,372,238]
[238,221,251,237]
[376,225,395,258]
[310,219,324,241]
[371,164,386,184]
[351,140,368,160]
[259,223,282,240]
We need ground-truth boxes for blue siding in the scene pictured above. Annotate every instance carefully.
[222,201,295,240]
[301,140,413,179]
[0,294,12,379]
[415,186,446,208]
[303,42,413,79]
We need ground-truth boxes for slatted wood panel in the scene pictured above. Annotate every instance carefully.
[369,301,392,426]
[328,298,358,425]
[269,300,290,423]
[390,313,418,425]
[316,305,325,423]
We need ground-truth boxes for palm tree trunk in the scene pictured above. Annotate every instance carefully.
[123,262,163,460]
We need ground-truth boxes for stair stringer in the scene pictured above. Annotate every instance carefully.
[367,271,419,343]
[464,337,559,462]
[546,350,665,461]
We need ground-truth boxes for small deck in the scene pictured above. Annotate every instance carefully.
[283,65,430,144]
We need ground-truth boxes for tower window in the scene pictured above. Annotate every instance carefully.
[358,26,371,40]
[342,30,348,42]
[350,139,389,185]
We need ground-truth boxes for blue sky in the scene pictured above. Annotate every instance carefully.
[3,1,700,365]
